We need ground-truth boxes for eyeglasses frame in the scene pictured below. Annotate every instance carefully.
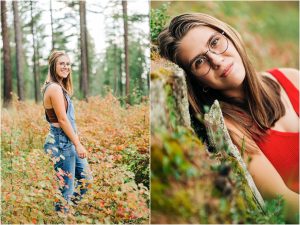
[189,31,229,77]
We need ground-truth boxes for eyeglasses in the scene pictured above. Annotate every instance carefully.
[189,31,229,77]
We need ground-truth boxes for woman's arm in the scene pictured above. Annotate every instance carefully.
[245,149,299,223]
[46,84,87,159]
[225,120,299,223]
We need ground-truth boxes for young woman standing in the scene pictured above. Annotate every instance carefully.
[43,50,92,213]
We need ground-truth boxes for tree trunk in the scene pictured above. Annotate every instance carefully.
[119,56,123,98]
[122,0,130,104]
[151,62,266,223]
[139,70,143,94]
[30,1,40,103]
[79,0,88,98]
[204,100,265,209]
[113,43,118,95]
[50,0,54,50]
[113,16,118,96]
[1,0,13,107]
[146,67,150,94]
[85,13,89,87]
[13,1,25,101]
[36,33,41,94]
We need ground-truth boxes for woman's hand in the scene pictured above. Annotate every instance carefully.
[75,143,88,159]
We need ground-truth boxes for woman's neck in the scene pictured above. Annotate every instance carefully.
[221,85,245,100]
[49,78,63,86]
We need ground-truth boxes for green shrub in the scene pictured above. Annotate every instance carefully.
[248,196,285,224]
[150,3,170,43]
[121,147,150,189]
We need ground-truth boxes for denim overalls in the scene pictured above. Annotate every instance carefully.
[43,83,92,212]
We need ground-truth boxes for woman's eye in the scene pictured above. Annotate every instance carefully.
[210,37,219,48]
[194,58,205,68]
[59,62,71,66]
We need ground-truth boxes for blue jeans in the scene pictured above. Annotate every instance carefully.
[44,126,92,212]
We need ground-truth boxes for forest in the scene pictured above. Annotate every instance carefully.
[1,0,149,105]
[1,0,150,223]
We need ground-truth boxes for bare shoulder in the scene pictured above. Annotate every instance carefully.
[260,68,299,90]
[45,83,63,96]
[278,68,299,90]
[260,71,276,81]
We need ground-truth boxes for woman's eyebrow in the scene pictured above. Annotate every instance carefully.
[188,32,218,69]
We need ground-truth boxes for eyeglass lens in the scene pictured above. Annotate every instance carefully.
[192,33,228,76]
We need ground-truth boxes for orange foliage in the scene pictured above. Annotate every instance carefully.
[75,94,149,154]
[1,94,150,224]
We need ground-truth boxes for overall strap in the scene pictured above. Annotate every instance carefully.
[267,68,299,116]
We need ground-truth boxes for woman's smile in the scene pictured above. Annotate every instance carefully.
[179,26,246,97]
[220,62,234,78]
[60,69,69,76]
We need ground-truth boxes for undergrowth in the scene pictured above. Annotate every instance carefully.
[1,93,150,224]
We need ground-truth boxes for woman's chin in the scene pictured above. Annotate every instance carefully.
[58,74,69,79]
[231,66,246,84]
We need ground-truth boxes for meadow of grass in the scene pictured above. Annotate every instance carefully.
[1,93,150,224]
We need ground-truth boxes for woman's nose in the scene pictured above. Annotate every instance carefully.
[206,51,224,68]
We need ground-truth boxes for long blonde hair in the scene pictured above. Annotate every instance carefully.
[158,13,285,152]
[42,50,73,96]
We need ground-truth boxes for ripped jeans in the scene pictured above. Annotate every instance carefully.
[44,126,93,212]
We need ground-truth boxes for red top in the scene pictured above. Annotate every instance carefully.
[255,68,299,193]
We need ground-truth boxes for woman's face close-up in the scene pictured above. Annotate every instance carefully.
[178,26,246,97]
[55,55,71,80]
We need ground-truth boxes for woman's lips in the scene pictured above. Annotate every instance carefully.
[221,63,233,77]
